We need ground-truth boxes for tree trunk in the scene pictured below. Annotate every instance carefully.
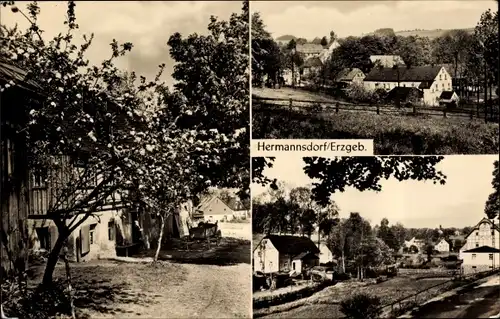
[62,249,76,319]
[42,232,68,285]
[154,213,166,262]
[341,250,345,273]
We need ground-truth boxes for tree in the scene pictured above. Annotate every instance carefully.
[423,243,435,262]
[302,156,446,206]
[485,160,499,220]
[340,293,382,319]
[329,31,337,45]
[377,218,398,251]
[296,38,307,45]
[320,36,328,47]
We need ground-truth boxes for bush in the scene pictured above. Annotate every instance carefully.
[335,272,351,281]
[2,279,72,319]
[340,293,382,319]
[252,104,499,155]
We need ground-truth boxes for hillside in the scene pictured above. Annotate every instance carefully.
[394,27,475,39]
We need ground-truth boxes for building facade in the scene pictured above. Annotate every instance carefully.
[459,218,500,273]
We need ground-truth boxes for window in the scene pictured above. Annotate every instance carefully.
[442,83,444,88]
[435,84,438,90]
[472,266,477,269]
[489,254,493,260]
[403,84,406,87]
[492,231,495,236]
[472,254,477,259]
[89,224,97,245]
[108,220,115,241]
[35,227,50,250]
[439,75,442,80]
[448,83,451,90]
[292,262,296,270]
[32,170,48,188]
[444,75,447,80]
[411,83,415,87]
[476,232,479,236]
[476,242,479,247]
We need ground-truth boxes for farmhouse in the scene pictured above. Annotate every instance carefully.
[402,237,426,253]
[363,65,453,106]
[335,68,365,87]
[385,86,424,105]
[301,56,323,78]
[195,195,249,222]
[459,217,500,274]
[318,40,340,63]
[253,235,320,274]
[434,238,451,253]
[369,55,406,68]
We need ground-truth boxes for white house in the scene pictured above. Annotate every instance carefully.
[402,237,425,253]
[195,195,249,222]
[317,241,334,264]
[319,40,340,63]
[435,238,451,253]
[459,217,500,274]
[253,235,320,274]
[363,65,453,106]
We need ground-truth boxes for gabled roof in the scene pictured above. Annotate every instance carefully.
[296,43,324,55]
[262,235,320,255]
[196,194,249,213]
[464,217,500,239]
[303,57,323,68]
[439,91,457,100]
[336,68,364,82]
[0,59,43,93]
[386,86,423,101]
[463,245,500,253]
[365,65,443,83]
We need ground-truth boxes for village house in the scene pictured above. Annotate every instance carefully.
[363,65,453,106]
[369,55,406,68]
[318,40,340,63]
[335,68,365,88]
[402,237,426,253]
[459,217,500,274]
[301,56,323,78]
[253,235,320,274]
[434,238,451,253]
[195,194,249,223]
[386,86,424,105]
[296,43,324,60]
[439,90,460,107]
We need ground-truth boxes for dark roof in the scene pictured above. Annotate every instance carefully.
[293,252,319,260]
[365,65,443,82]
[386,86,423,101]
[463,245,500,253]
[0,60,43,93]
[264,235,320,255]
[296,43,324,54]
[440,91,456,100]
[219,196,249,211]
[303,57,323,68]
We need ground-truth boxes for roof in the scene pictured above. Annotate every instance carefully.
[386,86,423,101]
[276,35,297,41]
[303,57,323,68]
[439,91,457,100]
[196,194,249,214]
[296,43,324,55]
[262,235,320,255]
[336,68,364,82]
[364,65,443,82]
[465,218,500,239]
[369,55,406,68]
[463,245,500,253]
[293,252,319,260]
[0,60,43,93]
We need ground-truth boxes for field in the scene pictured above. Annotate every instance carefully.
[252,88,499,155]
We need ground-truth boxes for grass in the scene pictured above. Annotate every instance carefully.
[253,102,499,155]
[255,276,455,318]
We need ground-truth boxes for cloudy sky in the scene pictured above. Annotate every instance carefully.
[251,0,497,40]
[1,1,242,87]
[252,156,497,229]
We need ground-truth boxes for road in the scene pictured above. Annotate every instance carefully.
[412,274,500,318]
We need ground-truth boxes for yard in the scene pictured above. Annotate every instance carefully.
[6,236,251,318]
[253,88,499,155]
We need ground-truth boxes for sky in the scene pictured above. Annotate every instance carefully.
[0,1,242,88]
[251,0,497,40]
[252,156,498,229]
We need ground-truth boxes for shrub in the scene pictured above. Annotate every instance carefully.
[335,272,351,281]
[340,293,382,319]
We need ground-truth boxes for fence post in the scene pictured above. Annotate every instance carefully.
[336,102,339,113]
[470,110,473,120]
[289,98,293,111]
[377,104,380,115]
[443,109,447,118]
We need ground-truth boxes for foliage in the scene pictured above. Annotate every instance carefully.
[484,160,499,220]
[340,293,382,319]
[252,106,499,155]
[251,12,281,87]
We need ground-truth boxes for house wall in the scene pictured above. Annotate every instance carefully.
[279,254,291,272]
[435,240,450,252]
[460,221,500,252]
[253,238,279,273]
[461,252,499,274]
[364,81,422,92]
[318,243,333,264]
[202,197,236,222]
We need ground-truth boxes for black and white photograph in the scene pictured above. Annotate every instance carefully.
[251,155,499,318]
[251,1,499,155]
[0,1,250,318]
